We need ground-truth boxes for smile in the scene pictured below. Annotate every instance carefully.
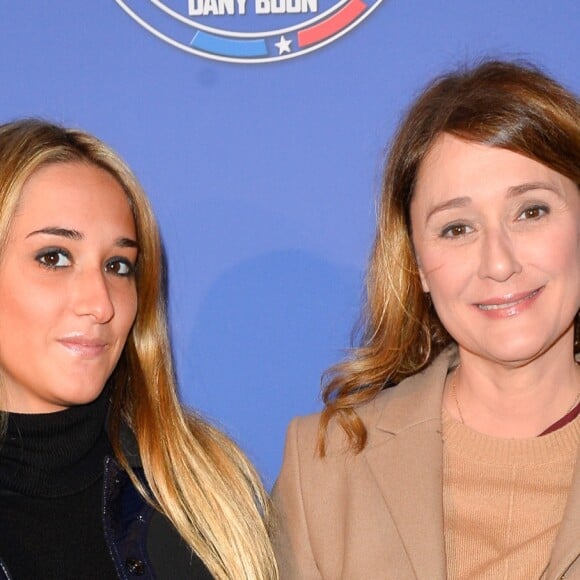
[476,287,543,313]
[477,289,540,310]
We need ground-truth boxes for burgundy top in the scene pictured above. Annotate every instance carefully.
[539,400,580,436]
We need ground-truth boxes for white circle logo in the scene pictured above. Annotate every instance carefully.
[115,0,384,64]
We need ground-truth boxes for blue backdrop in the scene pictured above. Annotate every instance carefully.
[2,1,578,486]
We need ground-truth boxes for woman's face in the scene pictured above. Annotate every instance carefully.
[410,133,580,366]
[0,162,138,413]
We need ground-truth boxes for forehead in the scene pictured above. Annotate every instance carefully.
[413,134,565,206]
[421,135,538,182]
[10,161,136,237]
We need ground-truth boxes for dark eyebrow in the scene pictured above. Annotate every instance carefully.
[26,227,82,240]
[26,227,138,249]
[115,237,139,249]
[506,181,562,197]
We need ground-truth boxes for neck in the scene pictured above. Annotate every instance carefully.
[444,346,580,438]
[0,389,111,497]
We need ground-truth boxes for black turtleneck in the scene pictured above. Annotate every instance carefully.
[0,391,118,579]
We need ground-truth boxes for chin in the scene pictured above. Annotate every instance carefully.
[56,382,109,408]
[479,340,564,367]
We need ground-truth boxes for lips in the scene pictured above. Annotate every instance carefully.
[475,287,543,315]
[57,335,110,357]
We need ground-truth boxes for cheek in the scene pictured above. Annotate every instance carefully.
[416,244,450,293]
[526,221,580,279]
[113,285,138,336]
[0,288,53,368]
[413,236,442,294]
[418,246,475,306]
[0,285,52,331]
[552,234,580,309]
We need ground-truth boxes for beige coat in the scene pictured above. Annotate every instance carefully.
[272,349,580,579]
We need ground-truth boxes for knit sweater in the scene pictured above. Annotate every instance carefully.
[0,391,118,579]
[442,408,580,580]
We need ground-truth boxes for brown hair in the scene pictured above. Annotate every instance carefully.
[0,119,278,579]
[319,60,580,455]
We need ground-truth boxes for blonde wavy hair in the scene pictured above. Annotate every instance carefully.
[0,119,278,580]
[319,60,580,455]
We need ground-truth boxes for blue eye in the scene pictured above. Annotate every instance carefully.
[105,258,135,277]
[36,248,72,268]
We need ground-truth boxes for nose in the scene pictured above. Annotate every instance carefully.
[71,268,115,323]
[477,227,522,282]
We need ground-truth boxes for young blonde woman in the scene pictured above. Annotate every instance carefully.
[0,119,278,579]
[273,60,580,579]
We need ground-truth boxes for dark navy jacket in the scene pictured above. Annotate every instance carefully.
[0,454,213,580]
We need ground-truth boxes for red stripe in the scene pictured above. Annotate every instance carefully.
[298,0,367,47]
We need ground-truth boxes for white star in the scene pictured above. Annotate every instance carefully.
[275,35,292,55]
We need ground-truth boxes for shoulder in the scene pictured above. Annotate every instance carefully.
[286,345,456,458]
[103,457,213,578]
[148,511,214,579]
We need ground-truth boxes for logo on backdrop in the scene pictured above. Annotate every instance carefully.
[115,0,383,64]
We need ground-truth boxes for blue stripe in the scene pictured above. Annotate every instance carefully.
[191,32,268,57]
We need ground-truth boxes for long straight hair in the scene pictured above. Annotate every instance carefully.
[319,60,580,455]
[0,119,278,579]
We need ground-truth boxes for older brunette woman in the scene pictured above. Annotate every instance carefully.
[0,119,278,579]
[273,61,580,579]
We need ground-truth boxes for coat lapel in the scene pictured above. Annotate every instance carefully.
[361,351,453,580]
[542,444,580,579]
[544,352,580,578]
